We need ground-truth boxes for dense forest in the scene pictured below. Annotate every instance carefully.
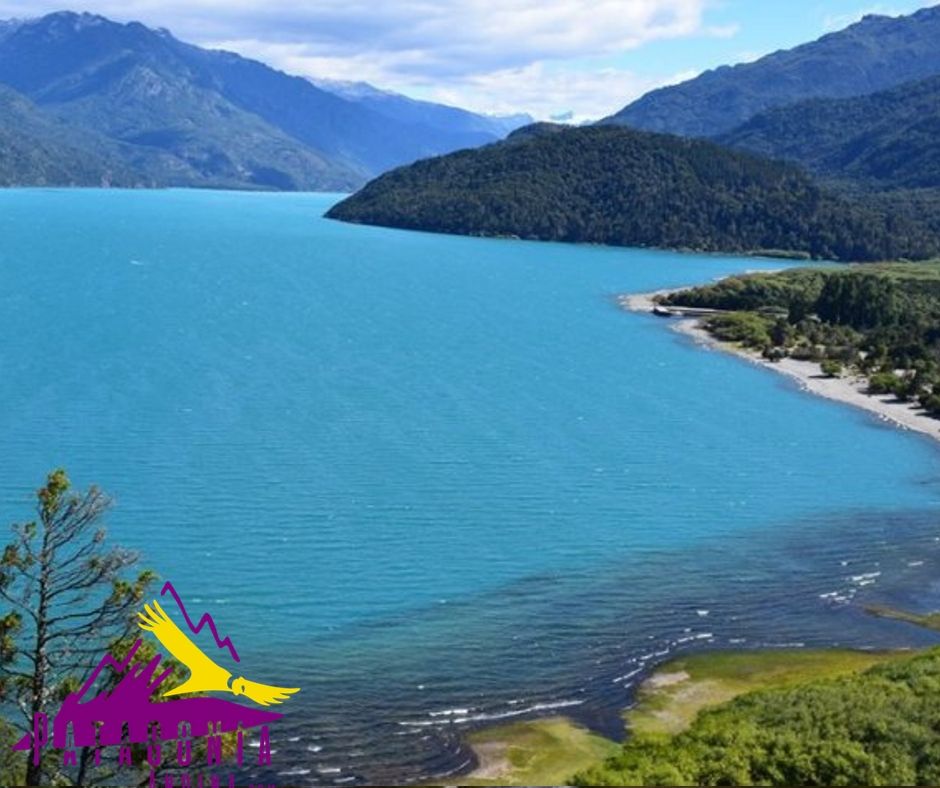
[575,648,940,786]
[719,75,940,189]
[661,263,940,416]
[328,125,940,262]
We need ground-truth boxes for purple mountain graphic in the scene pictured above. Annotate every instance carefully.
[161,581,240,663]
[14,640,280,752]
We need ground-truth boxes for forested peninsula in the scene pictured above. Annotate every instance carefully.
[327,125,940,262]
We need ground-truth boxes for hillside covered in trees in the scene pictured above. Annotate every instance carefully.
[661,262,940,417]
[327,125,940,262]
[575,648,940,786]
[719,75,940,189]
[0,83,139,187]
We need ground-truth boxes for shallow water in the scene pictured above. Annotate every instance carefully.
[1,190,938,783]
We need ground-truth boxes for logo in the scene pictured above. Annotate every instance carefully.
[13,581,299,788]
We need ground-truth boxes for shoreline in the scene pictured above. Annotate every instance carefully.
[458,281,939,785]
[621,288,940,445]
[462,648,913,784]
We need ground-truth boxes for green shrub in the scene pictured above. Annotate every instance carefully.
[921,393,940,415]
[704,312,772,349]
[868,371,903,395]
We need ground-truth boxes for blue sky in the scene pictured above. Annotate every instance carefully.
[0,0,934,118]
[503,1,934,119]
[610,2,930,82]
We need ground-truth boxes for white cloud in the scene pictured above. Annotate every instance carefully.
[821,5,907,31]
[0,0,725,116]
[420,63,702,121]
[202,38,701,119]
[731,50,766,65]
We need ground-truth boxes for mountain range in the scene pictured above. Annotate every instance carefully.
[718,75,940,190]
[329,5,940,261]
[3,3,940,219]
[309,78,532,140]
[605,5,940,138]
[0,11,521,190]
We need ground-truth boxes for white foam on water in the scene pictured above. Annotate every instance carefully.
[452,699,583,724]
[613,668,642,685]
[399,698,584,729]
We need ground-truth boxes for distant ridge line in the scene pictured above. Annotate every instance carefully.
[161,581,241,663]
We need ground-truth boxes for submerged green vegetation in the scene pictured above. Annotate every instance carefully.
[867,605,940,633]
[661,261,940,418]
[327,125,940,262]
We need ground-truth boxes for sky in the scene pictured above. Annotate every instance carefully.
[0,0,935,120]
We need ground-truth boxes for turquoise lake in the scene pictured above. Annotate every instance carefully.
[2,189,940,783]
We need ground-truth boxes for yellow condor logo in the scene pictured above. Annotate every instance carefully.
[137,600,299,707]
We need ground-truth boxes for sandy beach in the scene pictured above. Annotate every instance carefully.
[621,289,940,444]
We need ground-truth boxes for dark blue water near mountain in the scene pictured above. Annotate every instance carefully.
[1,190,938,784]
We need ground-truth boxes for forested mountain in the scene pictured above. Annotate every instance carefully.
[0,12,507,190]
[0,83,137,186]
[605,6,940,137]
[327,125,940,262]
[718,75,940,189]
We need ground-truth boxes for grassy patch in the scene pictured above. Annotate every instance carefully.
[628,648,910,738]
[860,259,940,280]
[461,717,619,786]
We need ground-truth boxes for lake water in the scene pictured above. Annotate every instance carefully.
[1,189,939,784]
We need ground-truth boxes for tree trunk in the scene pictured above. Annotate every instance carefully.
[25,518,52,786]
